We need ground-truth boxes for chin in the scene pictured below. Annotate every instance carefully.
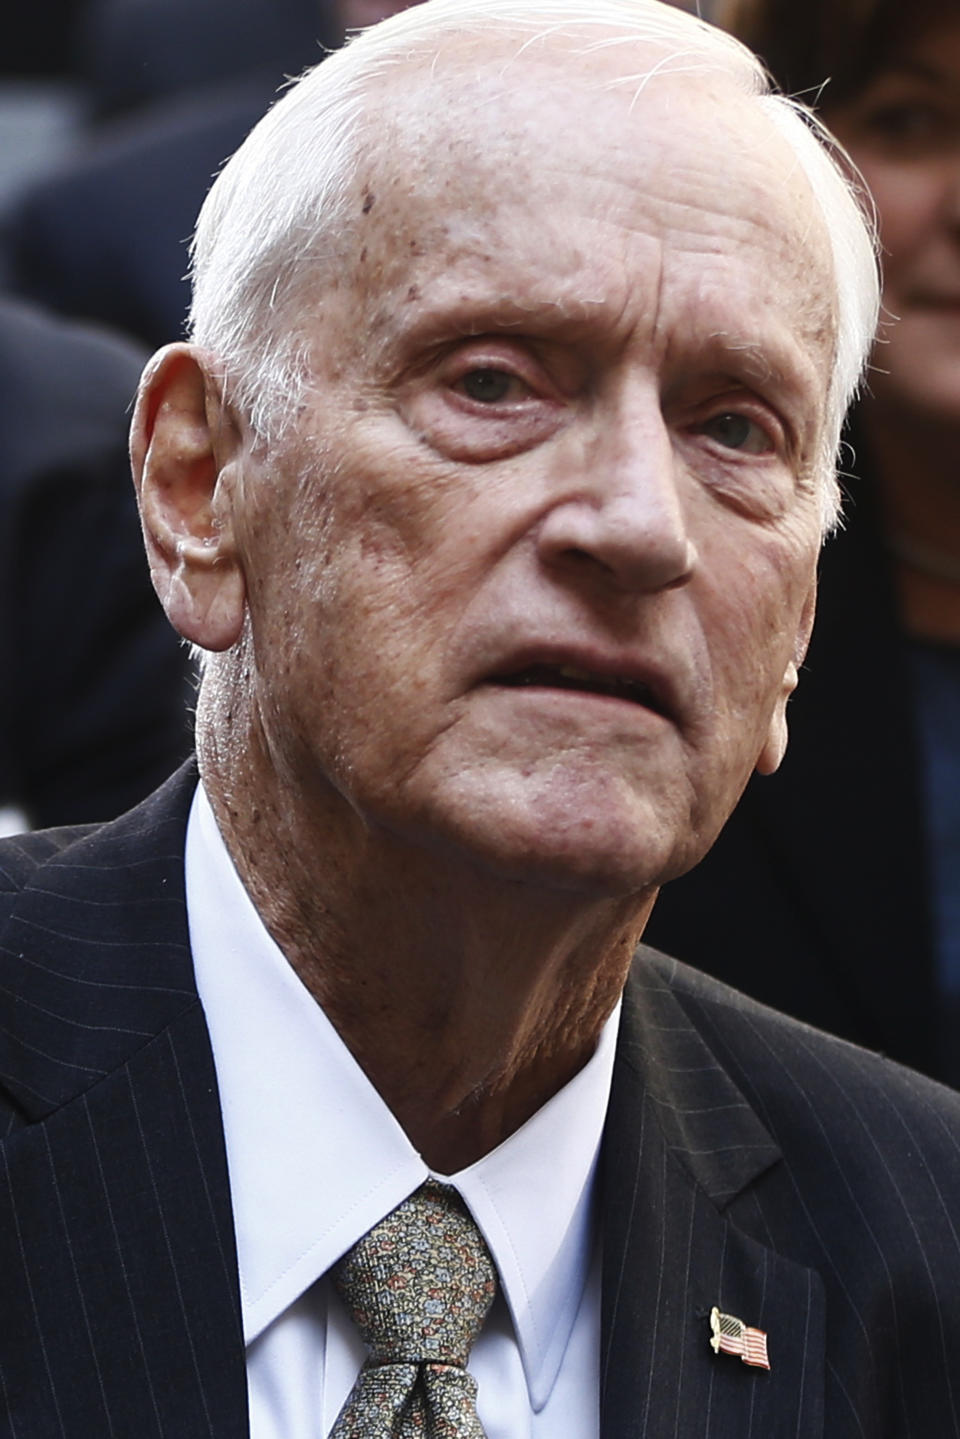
[416,783,699,901]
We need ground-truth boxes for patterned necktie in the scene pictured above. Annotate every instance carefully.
[330,1180,497,1438]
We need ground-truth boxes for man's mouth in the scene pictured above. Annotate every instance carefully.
[493,663,668,715]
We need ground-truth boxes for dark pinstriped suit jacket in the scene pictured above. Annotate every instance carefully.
[2,766,960,1437]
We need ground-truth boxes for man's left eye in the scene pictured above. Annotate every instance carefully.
[457,368,518,404]
[698,412,773,455]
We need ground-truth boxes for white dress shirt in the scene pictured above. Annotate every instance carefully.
[186,784,620,1438]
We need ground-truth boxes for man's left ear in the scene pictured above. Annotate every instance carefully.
[755,578,818,777]
[130,343,247,651]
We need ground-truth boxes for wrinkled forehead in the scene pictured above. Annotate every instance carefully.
[351,35,819,211]
[339,44,837,359]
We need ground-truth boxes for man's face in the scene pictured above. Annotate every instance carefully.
[227,54,832,898]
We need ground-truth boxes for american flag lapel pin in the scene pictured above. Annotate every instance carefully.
[709,1306,771,1370]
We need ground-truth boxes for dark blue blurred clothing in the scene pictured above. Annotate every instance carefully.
[78,0,338,116]
[0,295,193,826]
[6,83,271,346]
[4,0,338,347]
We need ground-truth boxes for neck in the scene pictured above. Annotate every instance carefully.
[858,400,960,643]
[198,689,651,1173]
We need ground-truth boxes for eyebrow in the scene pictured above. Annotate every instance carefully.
[371,287,615,353]
[369,282,827,414]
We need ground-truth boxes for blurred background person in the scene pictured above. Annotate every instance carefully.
[1,1,424,346]
[646,0,960,1084]
[0,296,194,833]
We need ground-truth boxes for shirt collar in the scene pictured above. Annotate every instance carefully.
[186,781,620,1409]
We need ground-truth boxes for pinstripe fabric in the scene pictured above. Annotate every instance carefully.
[601,968,824,1439]
[0,767,247,1438]
[1,764,960,1436]
[602,956,960,1439]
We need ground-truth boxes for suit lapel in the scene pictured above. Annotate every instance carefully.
[0,769,248,1437]
[600,955,825,1439]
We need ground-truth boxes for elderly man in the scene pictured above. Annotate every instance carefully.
[1,1,959,1435]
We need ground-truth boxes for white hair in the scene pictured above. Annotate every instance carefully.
[189,0,879,530]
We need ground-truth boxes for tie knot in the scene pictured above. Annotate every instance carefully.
[331,1181,497,1367]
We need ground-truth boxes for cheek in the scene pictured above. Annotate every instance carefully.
[314,435,538,630]
[699,537,812,721]
[856,160,943,277]
[256,479,472,715]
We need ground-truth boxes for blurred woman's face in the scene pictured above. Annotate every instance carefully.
[337,1,420,28]
[827,16,960,429]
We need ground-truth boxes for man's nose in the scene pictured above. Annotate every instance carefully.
[535,403,697,594]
